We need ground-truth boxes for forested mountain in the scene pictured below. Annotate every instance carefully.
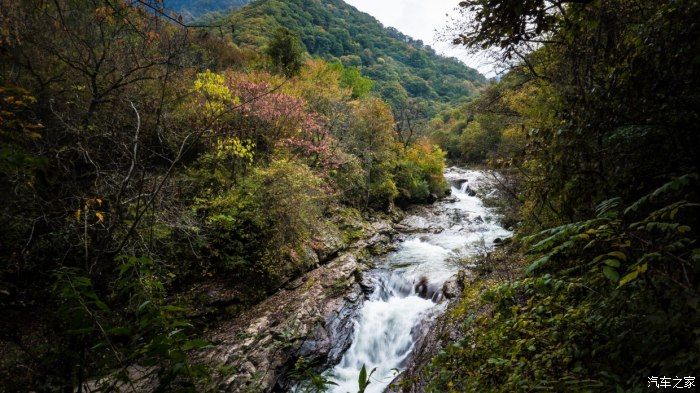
[162,0,249,19]
[209,0,486,115]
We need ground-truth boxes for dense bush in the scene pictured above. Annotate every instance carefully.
[394,140,449,205]
[202,158,326,290]
[426,0,699,391]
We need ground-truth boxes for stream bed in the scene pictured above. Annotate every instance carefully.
[323,168,511,393]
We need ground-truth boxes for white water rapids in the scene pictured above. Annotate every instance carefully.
[323,168,511,393]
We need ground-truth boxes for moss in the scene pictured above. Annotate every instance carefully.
[448,277,490,321]
[300,277,317,292]
[326,277,354,297]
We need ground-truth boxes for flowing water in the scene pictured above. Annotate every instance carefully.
[324,168,512,393]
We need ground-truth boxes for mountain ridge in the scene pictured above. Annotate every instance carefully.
[198,0,486,114]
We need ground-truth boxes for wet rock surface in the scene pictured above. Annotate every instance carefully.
[199,218,396,393]
[198,168,509,393]
[322,168,511,393]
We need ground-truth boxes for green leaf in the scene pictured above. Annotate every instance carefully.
[138,300,152,312]
[182,339,211,350]
[108,326,131,336]
[94,300,110,312]
[602,266,620,282]
[603,259,621,268]
[525,255,550,275]
[358,364,368,392]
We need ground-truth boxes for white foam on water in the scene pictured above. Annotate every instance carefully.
[324,169,511,393]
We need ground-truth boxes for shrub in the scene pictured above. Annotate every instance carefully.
[427,176,700,392]
[394,140,448,205]
[203,158,326,291]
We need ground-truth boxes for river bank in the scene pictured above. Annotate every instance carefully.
[194,167,512,392]
[322,168,511,393]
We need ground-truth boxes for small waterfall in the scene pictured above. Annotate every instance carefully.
[322,168,511,393]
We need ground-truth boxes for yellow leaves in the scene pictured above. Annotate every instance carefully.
[146,31,160,43]
[294,59,352,102]
[94,6,114,22]
[192,70,237,117]
[502,81,560,131]
[73,198,105,223]
[678,225,691,234]
[83,197,103,210]
[606,251,627,261]
[618,263,648,287]
[670,207,679,220]
[213,137,255,163]
[193,70,231,101]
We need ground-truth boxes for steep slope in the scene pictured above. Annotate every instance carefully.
[220,0,486,114]
[162,0,249,20]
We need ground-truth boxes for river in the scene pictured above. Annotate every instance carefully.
[323,168,511,393]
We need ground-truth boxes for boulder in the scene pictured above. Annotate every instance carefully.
[442,280,460,300]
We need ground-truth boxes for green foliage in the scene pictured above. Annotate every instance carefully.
[329,153,368,208]
[329,62,374,99]
[0,0,457,389]
[266,27,306,77]
[425,0,700,391]
[52,258,209,392]
[357,364,376,393]
[222,0,485,114]
[394,140,448,205]
[367,169,399,211]
[429,79,524,164]
[201,158,326,291]
[288,357,338,393]
[427,177,699,392]
[163,0,249,20]
[457,118,502,163]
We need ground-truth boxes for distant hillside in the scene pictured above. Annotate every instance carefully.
[162,0,249,20]
[215,0,486,114]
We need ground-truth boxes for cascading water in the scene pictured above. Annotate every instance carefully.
[323,168,511,393]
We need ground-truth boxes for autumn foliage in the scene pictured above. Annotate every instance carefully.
[0,0,448,390]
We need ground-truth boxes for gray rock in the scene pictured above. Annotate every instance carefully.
[442,280,460,299]
[450,178,468,189]
[197,218,395,393]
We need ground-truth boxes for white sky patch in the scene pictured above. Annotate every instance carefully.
[343,0,496,77]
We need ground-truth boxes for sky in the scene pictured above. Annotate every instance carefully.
[343,0,496,77]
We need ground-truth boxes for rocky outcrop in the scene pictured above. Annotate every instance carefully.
[200,219,397,392]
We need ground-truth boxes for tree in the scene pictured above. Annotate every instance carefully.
[266,27,305,77]
[394,98,429,148]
